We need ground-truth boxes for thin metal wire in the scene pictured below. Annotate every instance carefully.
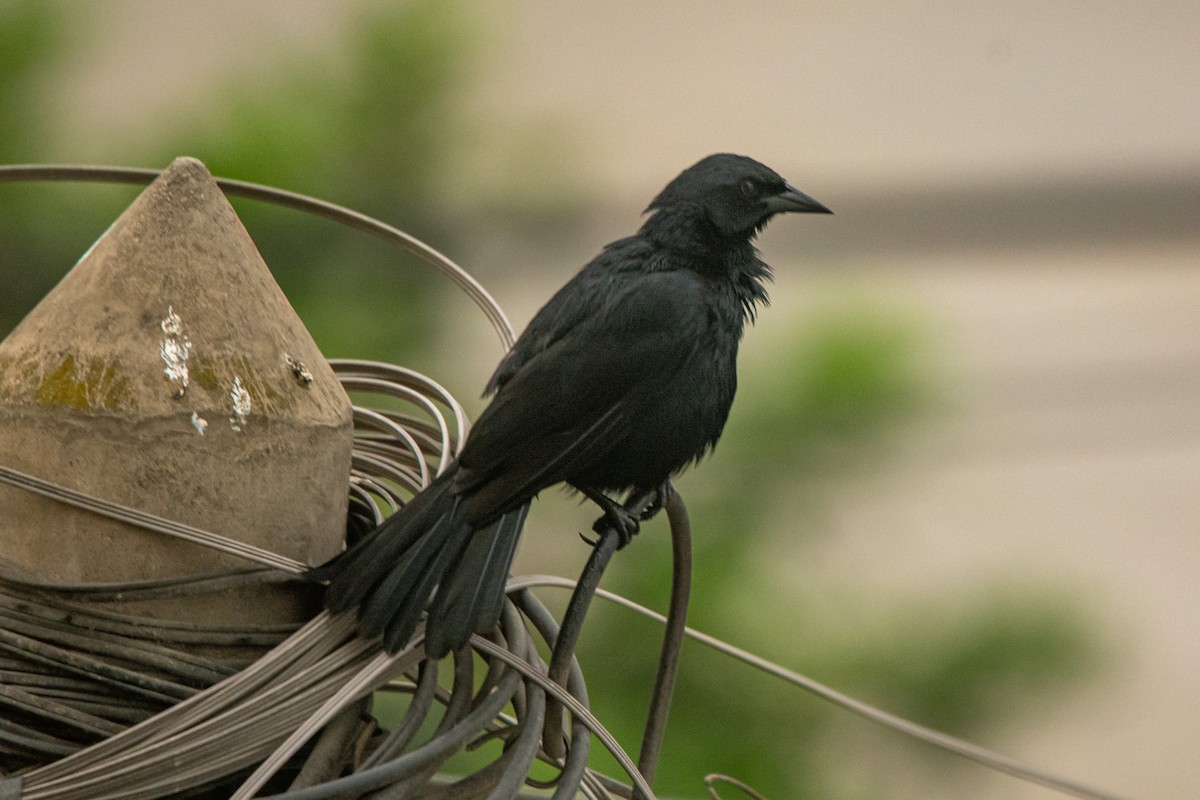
[8,370,1118,796]
[634,485,689,800]
[18,612,360,799]
[541,487,664,763]
[0,465,307,575]
[331,359,471,455]
[0,161,1128,800]
[349,406,429,486]
[0,317,610,800]
[510,590,593,800]
[0,161,544,799]
[469,636,657,800]
[335,376,453,471]
[0,165,516,351]
[704,774,769,800]
[229,645,424,800]
[0,359,471,581]
[347,476,402,521]
[507,576,1131,800]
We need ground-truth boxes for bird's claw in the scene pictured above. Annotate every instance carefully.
[578,483,676,549]
[591,504,640,548]
[575,486,640,548]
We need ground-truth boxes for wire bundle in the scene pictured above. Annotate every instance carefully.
[0,165,671,799]
[0,353,658,800]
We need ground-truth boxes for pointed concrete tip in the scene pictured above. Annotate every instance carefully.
[167,155,208,172]
[152,156,218,196]
[157,155,211,181]
[0,155,349,422]
[0,156,352,628]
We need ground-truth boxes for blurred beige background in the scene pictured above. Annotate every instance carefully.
[29,2,1200,798]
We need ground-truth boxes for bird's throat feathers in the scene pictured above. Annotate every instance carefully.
[639,206,772,323]
[731,245,772,323]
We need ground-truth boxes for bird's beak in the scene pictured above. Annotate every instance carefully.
[764,183,833,215]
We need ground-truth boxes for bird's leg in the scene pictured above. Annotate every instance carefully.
[576,486,641,548]
[631,481,674,522]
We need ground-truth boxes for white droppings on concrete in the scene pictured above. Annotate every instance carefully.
[190,411,208,435]
[159,305,191,396]
[229,375,251,431]
[283,352,313,385]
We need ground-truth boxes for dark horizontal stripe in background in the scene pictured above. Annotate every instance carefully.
[774,168,1200,259]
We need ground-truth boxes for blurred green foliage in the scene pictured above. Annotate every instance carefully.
[142,0,479,363]
[0,0,477,366]
[0,2,83,330]
[0,3,1099,797]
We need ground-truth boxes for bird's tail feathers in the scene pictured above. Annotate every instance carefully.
[425,502,531,657]
[311,468,458,613]
[309,467,530,656]
[369,511,474,653]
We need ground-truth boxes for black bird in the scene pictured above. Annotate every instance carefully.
[313,153,831,656]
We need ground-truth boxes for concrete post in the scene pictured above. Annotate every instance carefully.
[0,157,352,627]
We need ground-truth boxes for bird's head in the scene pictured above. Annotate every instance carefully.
[645,153,832,243]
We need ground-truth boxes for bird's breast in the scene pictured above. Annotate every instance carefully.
[571,300,741,492]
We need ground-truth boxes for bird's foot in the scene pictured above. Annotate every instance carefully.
[576,486,641,549]
[591,503,640,548]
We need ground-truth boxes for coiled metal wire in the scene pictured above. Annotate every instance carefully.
[0,162,1128,800]
[0,164,676,800]
[0,355,666,800]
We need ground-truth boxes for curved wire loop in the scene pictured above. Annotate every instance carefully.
[0,162,1123,800]
[0,164,515,350]
[0,163,677,800]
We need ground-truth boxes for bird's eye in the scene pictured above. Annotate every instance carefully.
[739,178,757,198]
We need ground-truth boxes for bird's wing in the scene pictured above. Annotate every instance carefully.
[456,269,706,520]
[483,238,647,395]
